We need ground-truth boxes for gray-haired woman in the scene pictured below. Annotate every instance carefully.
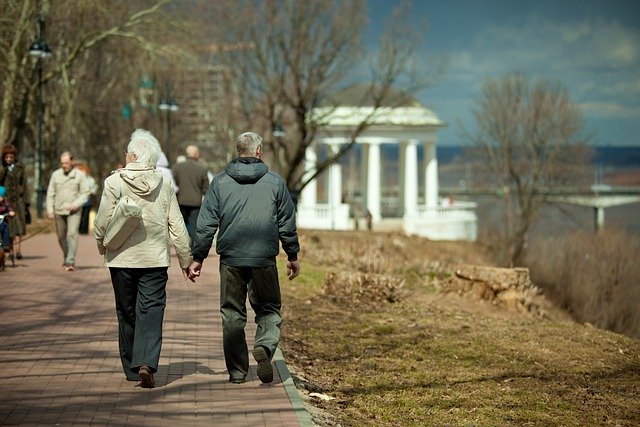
[94,129,193,388]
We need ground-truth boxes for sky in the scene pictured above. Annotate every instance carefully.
[367,0,640,147]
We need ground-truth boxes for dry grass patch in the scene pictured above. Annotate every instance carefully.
[280,230,640,426]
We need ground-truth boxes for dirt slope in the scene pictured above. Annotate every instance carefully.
[279,230,640,426]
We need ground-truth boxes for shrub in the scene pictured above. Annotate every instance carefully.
[525,228,640,338]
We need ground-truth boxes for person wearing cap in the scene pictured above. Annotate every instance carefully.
[45,151,90,271]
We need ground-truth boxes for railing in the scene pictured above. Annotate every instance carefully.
[296,201,478,240]
[296,203,351,230]
[440,186,640,196]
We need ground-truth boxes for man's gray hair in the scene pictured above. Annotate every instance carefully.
[128,129,161,166]
[235,132,262,157]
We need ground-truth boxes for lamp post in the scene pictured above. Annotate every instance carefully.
[158,85,178,165]
[29,17,52,219]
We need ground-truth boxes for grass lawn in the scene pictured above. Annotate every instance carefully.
[278,230,640,426]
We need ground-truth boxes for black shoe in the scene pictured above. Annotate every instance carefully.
[229,376,246,384]
[16,252,22,260]
[252,346,273,383]
[139,365,155,388]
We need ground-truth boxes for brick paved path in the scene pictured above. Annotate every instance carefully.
[0,233,311,426]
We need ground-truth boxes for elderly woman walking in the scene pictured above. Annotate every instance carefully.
[0,144,29,259]
[94,129,193,388]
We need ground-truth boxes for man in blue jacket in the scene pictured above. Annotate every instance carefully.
[188,131,300,384]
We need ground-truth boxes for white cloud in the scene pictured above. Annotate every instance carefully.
[580,101,640,119]
[443,15,640,122]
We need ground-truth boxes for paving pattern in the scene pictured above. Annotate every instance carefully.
[0,232,311,426]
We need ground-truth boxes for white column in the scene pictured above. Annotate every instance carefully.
[366,141,382,222]
[299,145,317,207]
[403,140,418,217]
[361,144,369,214]
[399,142,406,214]
[424,138,438,208]
[328,144,342,207]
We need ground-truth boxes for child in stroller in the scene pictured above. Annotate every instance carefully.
[0,186,15,269]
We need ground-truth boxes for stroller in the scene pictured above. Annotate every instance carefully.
[0,213,15,270]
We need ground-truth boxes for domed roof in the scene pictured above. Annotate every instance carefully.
[322,84,422,108]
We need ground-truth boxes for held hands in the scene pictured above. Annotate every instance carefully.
[186,261,202,283]
[287,260,300,281]
[182,268,195,282]
[183,260,299,282]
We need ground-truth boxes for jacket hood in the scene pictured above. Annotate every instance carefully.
[119,163,163,196]
[156,151,169,168]
[225,157,268,184]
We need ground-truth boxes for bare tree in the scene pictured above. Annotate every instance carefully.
[0,0,197,187]
[466,73,592,266]
[212,0,439,196]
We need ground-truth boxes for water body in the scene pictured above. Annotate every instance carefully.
[334,145,640,236]
[435,146,640,237]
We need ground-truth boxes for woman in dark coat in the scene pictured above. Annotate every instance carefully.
[0,144,29,259]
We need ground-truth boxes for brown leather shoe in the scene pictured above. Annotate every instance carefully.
[139,365,155,388]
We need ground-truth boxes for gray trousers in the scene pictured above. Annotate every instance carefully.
[109,267,168,380]
[54,212,81,265]
[219,263,282,380]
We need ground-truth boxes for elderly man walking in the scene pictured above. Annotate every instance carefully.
[171,145,210,240]
[188,132,300,384]
[46,151,90,271]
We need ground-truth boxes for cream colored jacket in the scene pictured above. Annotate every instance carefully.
[46,167,90,215]
[93,163,192,269]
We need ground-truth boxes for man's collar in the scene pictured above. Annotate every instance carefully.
[232,157,262,164]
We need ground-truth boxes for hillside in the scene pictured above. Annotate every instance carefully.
[278,230,640,426]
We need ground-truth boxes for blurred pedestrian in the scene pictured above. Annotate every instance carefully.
[0,144,29,259]
[46,151,90,271]
[156,151,179,193]
[75,163,99,235]
[188,131,300,384]
[171,145,209,240]
[93,129,193,388]
[0,186,15,253]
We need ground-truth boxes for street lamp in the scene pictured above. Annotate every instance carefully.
[158,86,178,165]
[273,123,286,138]
[29,17,52,218]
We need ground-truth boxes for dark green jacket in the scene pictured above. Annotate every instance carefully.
[191,157,299,267]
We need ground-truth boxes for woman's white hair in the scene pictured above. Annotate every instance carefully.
[127,129,161,166]
[235,132,262,156]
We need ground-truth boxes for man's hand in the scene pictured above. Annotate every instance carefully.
[187,261,203,282]
[182,268,195,282]
[286,260,300,281]
[47,212,55,220]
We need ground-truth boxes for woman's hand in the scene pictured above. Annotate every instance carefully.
[182,267,196,283]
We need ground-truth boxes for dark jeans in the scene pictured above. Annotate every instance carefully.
[109,267,168,380]
[219,263,282,380]
[180,205,200,241]
[79,204,91,235]
[0,222,9,249]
